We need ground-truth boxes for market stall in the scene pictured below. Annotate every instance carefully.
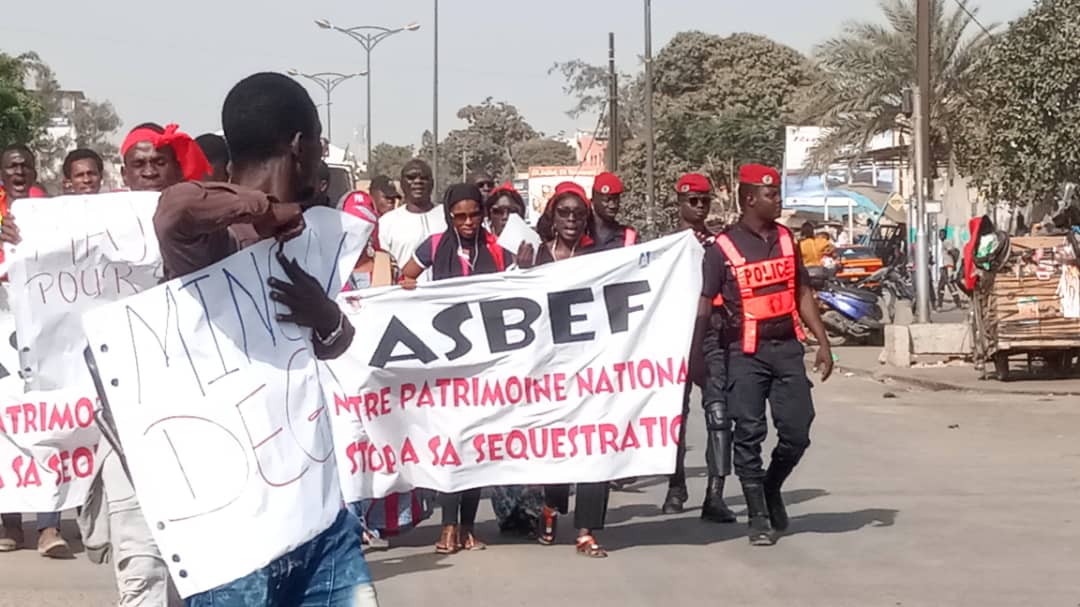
[971,232,1080,381]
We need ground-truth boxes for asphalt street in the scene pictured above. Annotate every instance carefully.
[2,371,1078,607]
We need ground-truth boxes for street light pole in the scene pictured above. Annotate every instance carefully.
[913,0,932,323]
[433,0,440,194]
[316,19,420,173]
[643,0,656,235]
[287,70,365,144]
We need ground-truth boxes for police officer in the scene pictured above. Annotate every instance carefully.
[662,172,736,523]
[590,172,638,251]
[700,164,833,546]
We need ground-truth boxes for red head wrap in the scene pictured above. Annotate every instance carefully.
[543,181,594,248]
[489,181,518,198]
[341,190,381,251]
[121,123,213,182]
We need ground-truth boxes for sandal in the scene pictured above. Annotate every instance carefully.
[435,524,460,555]
[459,526,487,551]
[575,534,608,558]
[538,506,558,545]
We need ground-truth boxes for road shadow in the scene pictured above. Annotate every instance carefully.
[783,508,898,538]
[605,487,830,524]
[366,551,453,582]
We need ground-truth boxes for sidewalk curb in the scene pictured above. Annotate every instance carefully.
[837,363,1080,396]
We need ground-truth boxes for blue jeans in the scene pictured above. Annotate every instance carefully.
[1,512,61,531]
[186,510,376,607]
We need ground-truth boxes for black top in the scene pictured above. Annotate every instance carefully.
[702,221,810,343]
[591,224,636,252]
[535,241,596,266]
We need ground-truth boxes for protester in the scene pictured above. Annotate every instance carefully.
[532,182,610,557]
[0,144,69,558]
[484,181,527,237]
[468,170,495,201]
[368,175,401,216]
[153,71,377,604]
[378,159,446,280]
[536,181,595,265]
[590,172,637,250]
[341,190,396,290]
[701,164,832,546]
[400,183,532,553]
[195,133,230,182]
[61,148,105,195]
[663,172,737,520]
[121,122,211,191]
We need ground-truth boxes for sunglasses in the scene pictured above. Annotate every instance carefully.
[685,195,712,208]
[451,210,484,222]
[555,207,588,220]
[476,181,495,189]
[490,207,520,217]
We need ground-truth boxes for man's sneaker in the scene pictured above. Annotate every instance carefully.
[0,525,24,552]
[37,527,71,558]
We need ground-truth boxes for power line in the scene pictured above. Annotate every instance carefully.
[951,0,993,37]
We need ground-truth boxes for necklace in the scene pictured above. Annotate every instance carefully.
[456,232,479,272]
[549,239,578,262]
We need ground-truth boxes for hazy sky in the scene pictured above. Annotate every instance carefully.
[1,0,1032,155]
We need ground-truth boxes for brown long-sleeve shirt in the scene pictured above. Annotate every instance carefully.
[154,181,354,359]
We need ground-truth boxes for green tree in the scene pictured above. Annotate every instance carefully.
[613,32,816,236]
[367,143,414,179]
[550,59,645,143]
[955,0,1080,212]
[801,0,996,172]
[0,52,47,149]
[420,99,543,183]
[510,138,576,170]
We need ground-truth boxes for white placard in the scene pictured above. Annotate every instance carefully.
[0,388,101,513]
[495,213,542,255]
[80,207,371,598]
[325,232,703,501]
[6,192,163,391]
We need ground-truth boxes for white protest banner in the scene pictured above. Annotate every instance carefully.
[0,284,25,393]
[0,388,101,513]
[6,192,163,391]
[325,231,703,502]
[81,207,372,598]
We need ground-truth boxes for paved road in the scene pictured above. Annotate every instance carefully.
[3,372,1079,606]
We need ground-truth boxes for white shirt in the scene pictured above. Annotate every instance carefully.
[378,204,447,283]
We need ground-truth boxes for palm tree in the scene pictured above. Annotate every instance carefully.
[800,0,996,174]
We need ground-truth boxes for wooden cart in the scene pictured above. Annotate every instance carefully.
[971,235,1080,381]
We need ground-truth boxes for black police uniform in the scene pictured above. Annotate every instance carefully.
[702,221,816,543]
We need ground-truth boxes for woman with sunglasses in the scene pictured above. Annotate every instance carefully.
[400,183,533,554]
[484,182,528,237]
[532,182,610,558]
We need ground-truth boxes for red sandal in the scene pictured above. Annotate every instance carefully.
[575,534,607,558]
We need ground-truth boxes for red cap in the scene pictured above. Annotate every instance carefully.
[552,181,591,203]
[676,173,711,194]
[592,172,624,196]
[738,164,781,187]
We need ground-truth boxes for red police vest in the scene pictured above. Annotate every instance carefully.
[713,226,806,354]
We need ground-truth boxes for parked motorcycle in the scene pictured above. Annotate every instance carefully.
[809,266,886,345]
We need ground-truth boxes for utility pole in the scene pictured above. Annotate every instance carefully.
[607,32,619,172]
[913,0,932,323]
[461,149,467,182]
[432,0,440,196]
[643,0,656,234]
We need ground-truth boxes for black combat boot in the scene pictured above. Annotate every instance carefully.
[661,484,688,514]
[763,458,797,532]
[700,476,736,523]
[741,481,775,546]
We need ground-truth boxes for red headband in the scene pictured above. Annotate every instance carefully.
[121,123,212,182]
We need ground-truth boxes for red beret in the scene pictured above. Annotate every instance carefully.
[739,164,781,187]
[676,173,711,194]
[592,172,624,196]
